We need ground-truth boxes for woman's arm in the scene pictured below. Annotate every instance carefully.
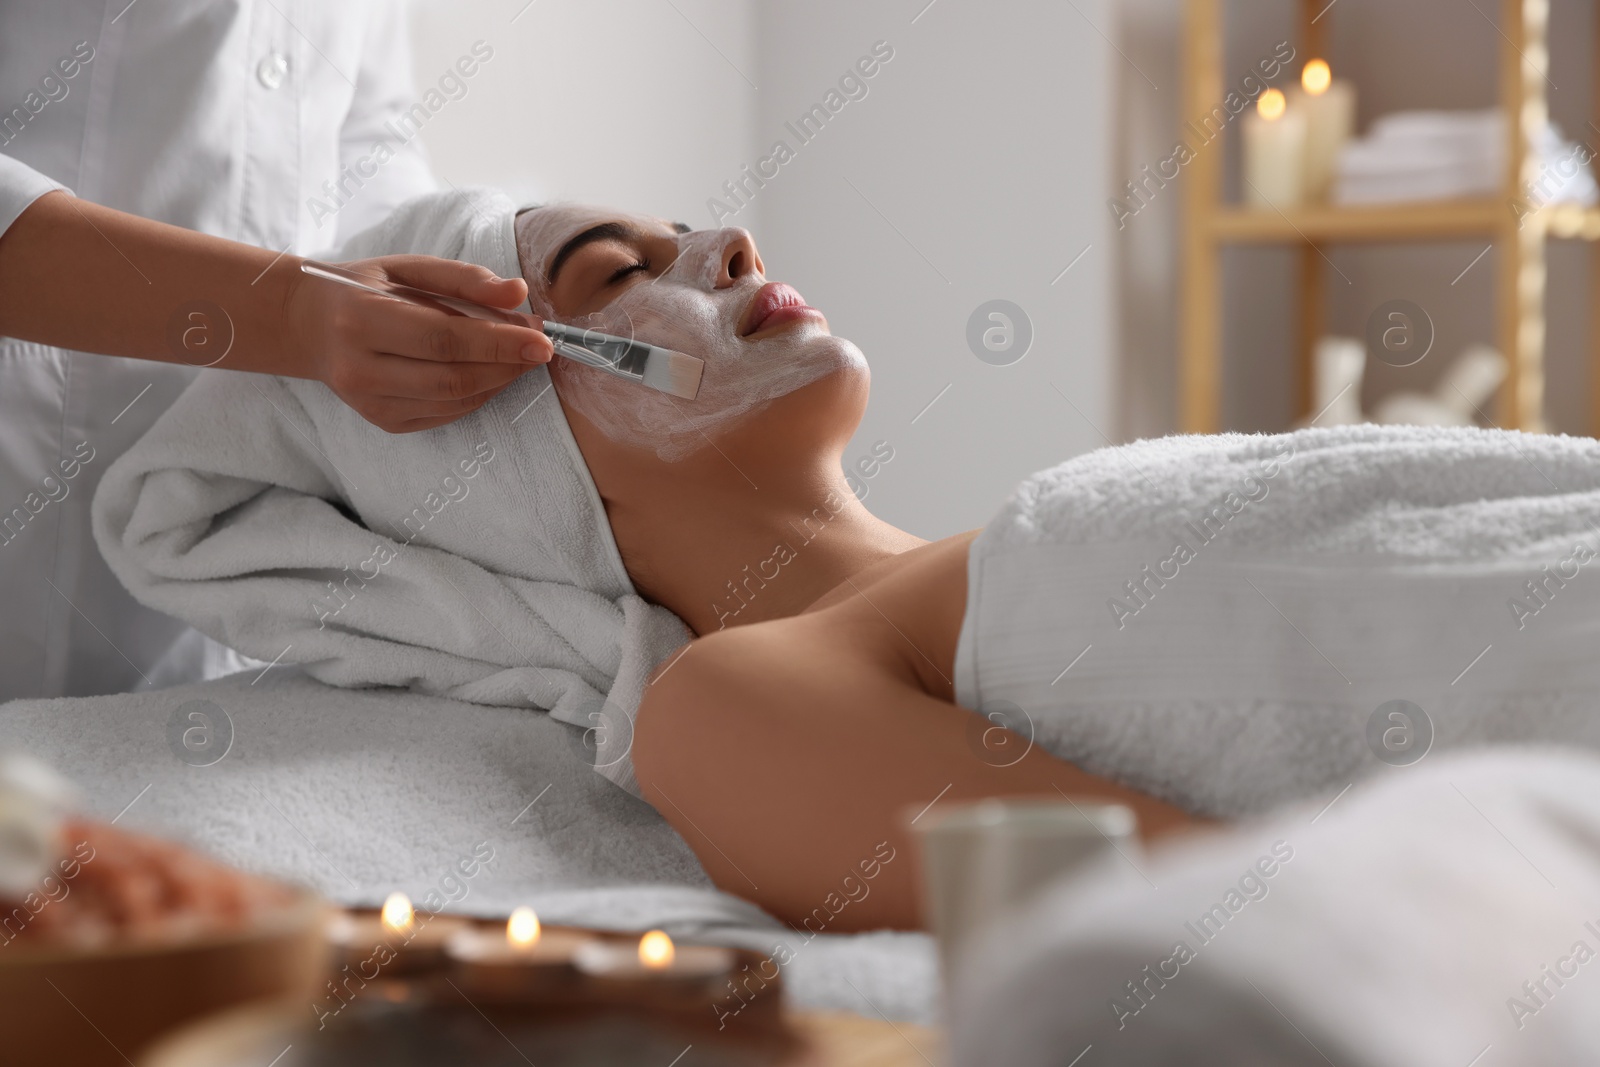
[633,613,1200,932]
[0,191,552,432]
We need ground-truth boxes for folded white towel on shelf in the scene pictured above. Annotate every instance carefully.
[91,189,692,797]
[1334,108,1597,206]
[951,748,1600,1066]
[954,424,1600,817]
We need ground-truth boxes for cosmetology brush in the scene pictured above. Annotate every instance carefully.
[299,260,704,399]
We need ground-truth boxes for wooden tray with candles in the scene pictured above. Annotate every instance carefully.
[147,895,940,1066]
[317,895,787,1035]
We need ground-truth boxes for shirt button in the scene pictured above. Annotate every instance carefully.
[256,51,289,90]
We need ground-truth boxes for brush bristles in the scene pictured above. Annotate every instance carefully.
[639,348,705,400]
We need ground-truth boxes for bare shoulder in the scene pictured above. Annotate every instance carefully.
[637,532,974,753]
[631,610,900,798]
[804,528,979,700]
[641,609,886,715]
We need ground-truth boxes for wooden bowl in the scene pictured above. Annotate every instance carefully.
[0,889,330,1066]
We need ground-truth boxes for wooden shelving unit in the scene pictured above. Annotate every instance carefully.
[1178,0,1600,434]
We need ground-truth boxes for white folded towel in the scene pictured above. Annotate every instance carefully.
[1335,108,1598,206]
[954,424,1600,817]
[951,748,1600,1066]
[91,190,692,796]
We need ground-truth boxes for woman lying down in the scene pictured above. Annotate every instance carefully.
[94,190,1600,934]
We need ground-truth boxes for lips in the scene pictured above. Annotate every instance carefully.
[740,281,819,337]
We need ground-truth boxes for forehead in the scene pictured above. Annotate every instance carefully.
[517,204,678,268]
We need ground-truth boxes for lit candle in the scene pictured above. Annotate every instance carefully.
[1291,59,1356,201]
[325,892,469,977]
[445,907,593,999]
[1243,88,1307,209]
[573,929,736,985]
[507,905,539,946]
[639,929,674,969]
[382,891,413,935]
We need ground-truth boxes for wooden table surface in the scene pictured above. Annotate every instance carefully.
[145,999,944,1067]
[791,1011,941,1067]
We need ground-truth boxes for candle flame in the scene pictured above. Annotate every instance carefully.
[1257,88,1287,121]
[639,930,675,969]
[1302,59,1332,95]
[380,892,414,935]
[507,906,541,948]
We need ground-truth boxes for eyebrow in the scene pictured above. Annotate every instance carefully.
[547,222,636,287]
[547,220,693,286]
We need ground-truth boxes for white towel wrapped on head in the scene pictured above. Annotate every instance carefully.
[91,189,691,796]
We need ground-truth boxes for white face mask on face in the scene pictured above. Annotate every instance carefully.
[516,205,866,462]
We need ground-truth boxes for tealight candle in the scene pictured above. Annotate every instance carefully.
[1243,88,1307,209]
[573,930,736,985]
[446,906,593,999]
[325,892,470,977]
[1291,58,1356,201]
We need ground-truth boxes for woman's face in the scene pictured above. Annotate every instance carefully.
[515,205,867,461]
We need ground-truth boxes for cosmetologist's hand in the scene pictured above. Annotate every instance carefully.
[284,254,553,433]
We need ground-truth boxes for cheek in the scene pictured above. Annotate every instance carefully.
[586,288,734,369]
[551,358,677,433]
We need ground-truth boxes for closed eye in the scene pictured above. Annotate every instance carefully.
[609,259,650,284]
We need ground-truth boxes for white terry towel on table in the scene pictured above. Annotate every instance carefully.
[951,748,1600,1066]
[92,189,690,797]
[955,425,1600,817]
[0,668,939,1023]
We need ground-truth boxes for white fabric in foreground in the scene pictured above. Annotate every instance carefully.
[954,425,1600,817]
[0,670,937,1023]
[951,748,1600,1066]
[91,189,691,796]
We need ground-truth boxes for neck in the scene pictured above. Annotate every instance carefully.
[602,449,926,635]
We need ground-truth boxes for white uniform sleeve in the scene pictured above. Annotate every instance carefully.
[332,2,437,241]
[0,153,70,239]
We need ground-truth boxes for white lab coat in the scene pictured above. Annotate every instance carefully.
[0,1,436,701]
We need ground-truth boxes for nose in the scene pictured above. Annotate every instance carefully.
[712,228,764,288]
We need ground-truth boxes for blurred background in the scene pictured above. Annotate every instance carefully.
[410,0,1599,537]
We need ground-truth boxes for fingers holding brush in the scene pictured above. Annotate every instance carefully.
[285,253,554,433]
[363,301,551,369]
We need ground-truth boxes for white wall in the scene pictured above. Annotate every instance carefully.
[409,0,1116,539]
[754,0,1115,538]
[409,0,757,223]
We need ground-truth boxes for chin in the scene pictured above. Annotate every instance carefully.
[777,325,867,371]
[744,350,869,446]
